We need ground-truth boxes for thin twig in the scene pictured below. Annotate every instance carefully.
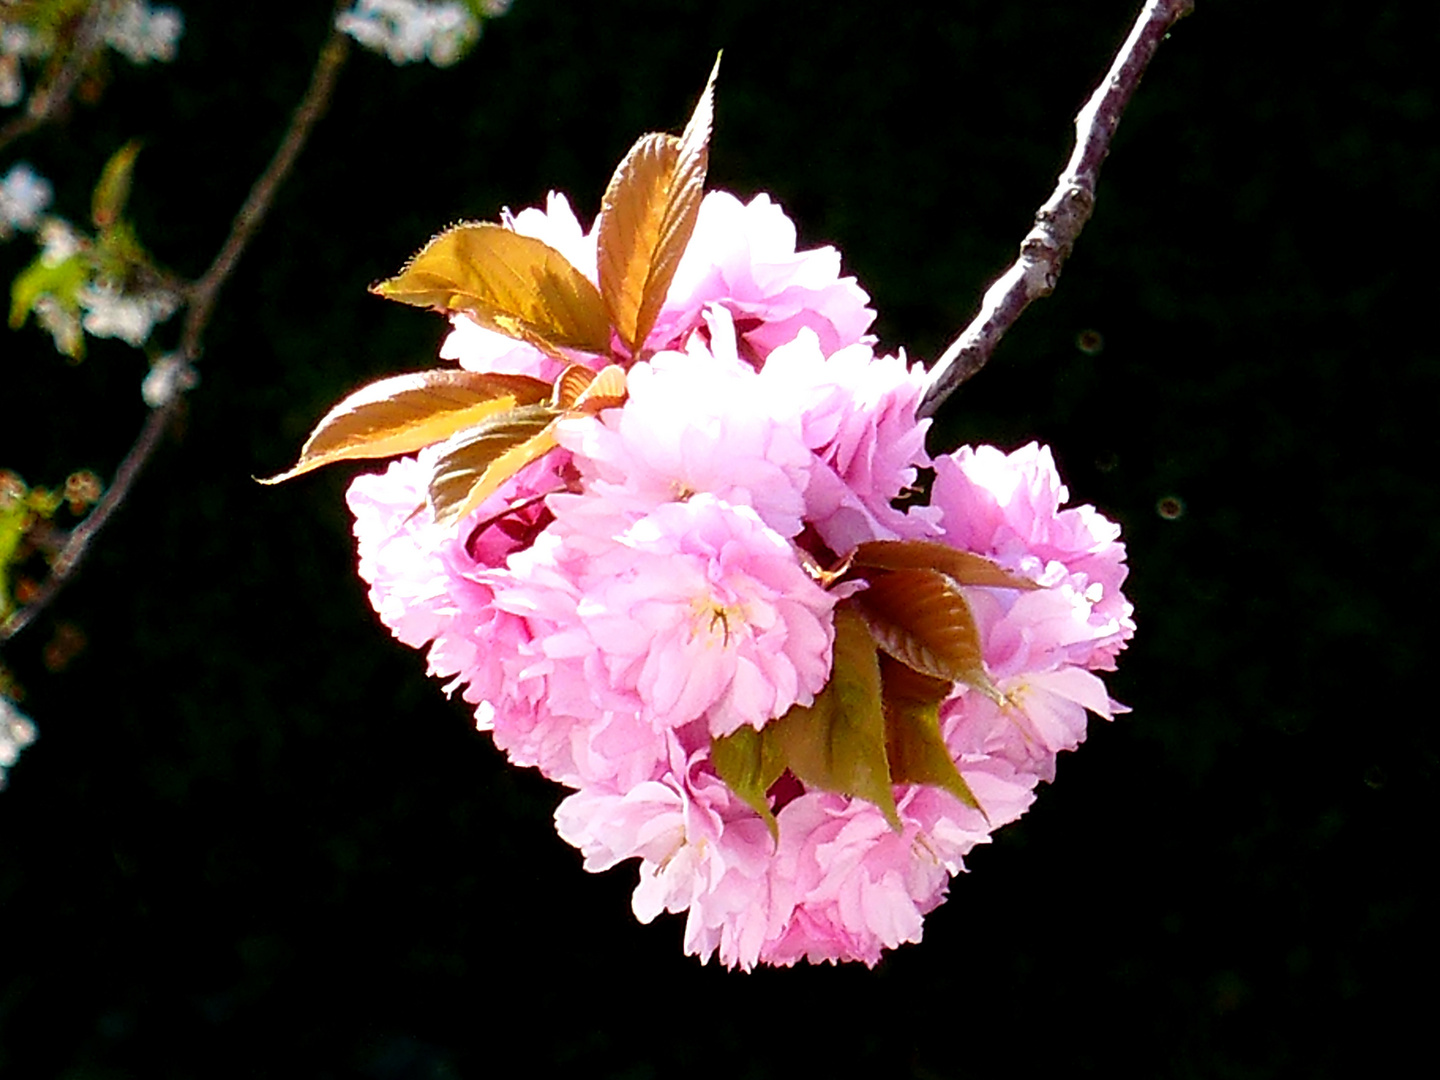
[180,26,350,361]
[0,399,176,642]
[0,0,112,154]
[917,0,1194,420]
[1,24,352,646]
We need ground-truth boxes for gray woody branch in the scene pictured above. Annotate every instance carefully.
[918,0,1194,420]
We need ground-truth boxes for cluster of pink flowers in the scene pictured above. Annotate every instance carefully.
[347,189,1133,968]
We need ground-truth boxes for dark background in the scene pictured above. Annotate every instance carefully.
[2,1,1433,1076]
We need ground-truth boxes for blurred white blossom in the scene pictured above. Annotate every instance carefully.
[79,282,180,346]
[1,23,43,107]
[33,294,84,357]
[0,163,53,240]
[141,352,198,407]
[36,216,83,264]
[101,1,184,65]
[337,0,510,68]
[0,697,37,791]
[1,1,181,110]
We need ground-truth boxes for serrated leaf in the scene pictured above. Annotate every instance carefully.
[711,724,787,842]
[596,57,717,354]
[596,135,680,353]
[880,655,983,814]
[372,223,611,356]
[92,140,142,230]
[856,568,1001,702]
[771,604,900,830]
[428,403,561,526]
[853,539,1038,591]
[260,370,551,484]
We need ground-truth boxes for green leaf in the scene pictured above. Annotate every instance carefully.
[17,0,93,40]
[371,223,611,356]
[856,568,1001,702]
[427,403,561,526]
[0,499,28,621]
[9,250,91,359]
[880,655,983,815]
[0,475,61,620]
[711,724,787,842]
[595,56,717,354]
[852,539,1039,591]
[771,603,901,830]
[92,141,142,230]
[259,369,551,484]
[9,251,89,329]
[92,218,151,282]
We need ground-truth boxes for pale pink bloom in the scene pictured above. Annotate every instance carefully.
[650,191,876,362]
[555,738,779,968]
[759,329,942,554]
[931,443,1134,669]
[505,191,597,280]
[346,176,1134,969]
[965,580,1126,685]
[439,314,560,381]
[346,449,561,715]
[760,793,948,968]
[555,735,1036,969]
[941,666,1117,785]
[540,437,1132,968]
[492,493,836,740]
[347,454,475,652]
[557,319,814,538]
[756,766,1037,968]
[478,528,674,790]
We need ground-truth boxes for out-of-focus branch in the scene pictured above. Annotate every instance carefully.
[1,24,351,646]
[0,0,111,154]
[0,398,176,642]
[917,0,1194,420]
[179,26,350,361]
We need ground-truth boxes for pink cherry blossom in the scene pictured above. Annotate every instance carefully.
[343,182,1134,969]
[346,448,560,713]
[555,726,1038,970]
[491,493,836,742]
[556,322,814,539]
[931,443,1135,670]
[647,191,877,362]
[759,328,943,553]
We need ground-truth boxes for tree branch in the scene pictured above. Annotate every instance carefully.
[917,0,1194,420]
[1,24,351,646]
[179,26,350,362]
[0,399,176,643]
